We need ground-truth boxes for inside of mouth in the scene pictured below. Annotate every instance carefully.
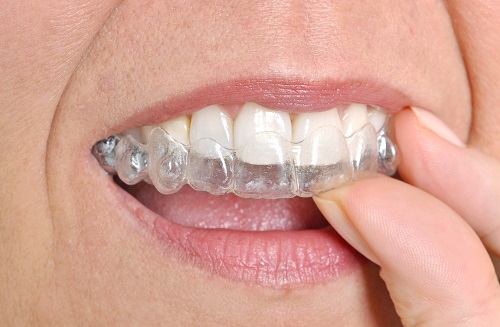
[119,179,329,231]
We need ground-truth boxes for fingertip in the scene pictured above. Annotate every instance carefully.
[313,193,380,264]
[409,107,466,147]
[394,108,500,256]
[394,108,464,187]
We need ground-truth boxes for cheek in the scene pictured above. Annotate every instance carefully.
[447,1,500,151]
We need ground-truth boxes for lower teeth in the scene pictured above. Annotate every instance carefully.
[92,122,399,199]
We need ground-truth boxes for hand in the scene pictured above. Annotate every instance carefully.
[314,108,500,326]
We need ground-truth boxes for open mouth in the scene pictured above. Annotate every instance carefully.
[92,95,400,287]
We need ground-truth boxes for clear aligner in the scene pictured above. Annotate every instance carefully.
[92,119,399,199]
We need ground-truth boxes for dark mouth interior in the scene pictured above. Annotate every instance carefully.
[116,177,329,231]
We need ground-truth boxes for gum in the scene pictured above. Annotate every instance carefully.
[92,120,399,199]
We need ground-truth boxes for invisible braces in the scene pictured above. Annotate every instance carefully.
[92,121,398,199]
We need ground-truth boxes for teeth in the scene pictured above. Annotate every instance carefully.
[114,135,149,185]
[234,102,292,165]
[342,103,368,137]
[159,116,190,145]
[187,105,235,194]
[292,109,343,166]
[234,133,295,197]
[234,102,293,147]
[123,127,144,143]
[367,107,387,132]
[190,105,234,157]
[294,127,352,196]
[348,124,378,173]
[187,138,234,195]
[149,128,188,194]
[141,125,156,143]
[292,109,343,142]
[93,102,399,198]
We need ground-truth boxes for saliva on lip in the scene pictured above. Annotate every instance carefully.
[92,120,399,199]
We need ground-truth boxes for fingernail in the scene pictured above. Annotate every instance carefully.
[314,195,380,265]
[410,107,465,147]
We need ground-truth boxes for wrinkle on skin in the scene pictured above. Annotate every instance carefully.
[446,0,500,155]
[446,0,500,272]
[0,1,122,324]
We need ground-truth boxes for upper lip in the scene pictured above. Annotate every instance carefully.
[102,77,412,141]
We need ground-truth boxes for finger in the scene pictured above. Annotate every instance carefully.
[395,108,500,256]
[314,177,500,326]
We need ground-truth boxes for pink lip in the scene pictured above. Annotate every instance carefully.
[155,222,365,287]
[112,78,410,136]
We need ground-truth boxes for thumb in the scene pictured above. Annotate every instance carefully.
[395,107,500,256]
[314,178,500,326]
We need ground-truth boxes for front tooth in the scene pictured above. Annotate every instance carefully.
[159,116,190,145]
[292,109,343,143]
[190,105,234,153]
[293,109,346,167]
[234,102,292,149]
[234,103,293,166]
[342,103,368,137]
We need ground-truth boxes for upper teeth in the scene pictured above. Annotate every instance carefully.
[342,103,368,136]
[127,102,387,164]
[190,105,233,158]
[93,102,398,198]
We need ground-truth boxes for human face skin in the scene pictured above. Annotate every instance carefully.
[1,1,499,325]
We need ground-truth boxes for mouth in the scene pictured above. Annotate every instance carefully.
[92,80,402,288]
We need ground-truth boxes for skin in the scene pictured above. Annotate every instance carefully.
[0,0,499,325]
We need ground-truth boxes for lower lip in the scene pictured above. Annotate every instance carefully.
[154,221,365,287]
[115,179,366,288]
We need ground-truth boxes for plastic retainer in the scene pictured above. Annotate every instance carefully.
[92,121,399,199]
